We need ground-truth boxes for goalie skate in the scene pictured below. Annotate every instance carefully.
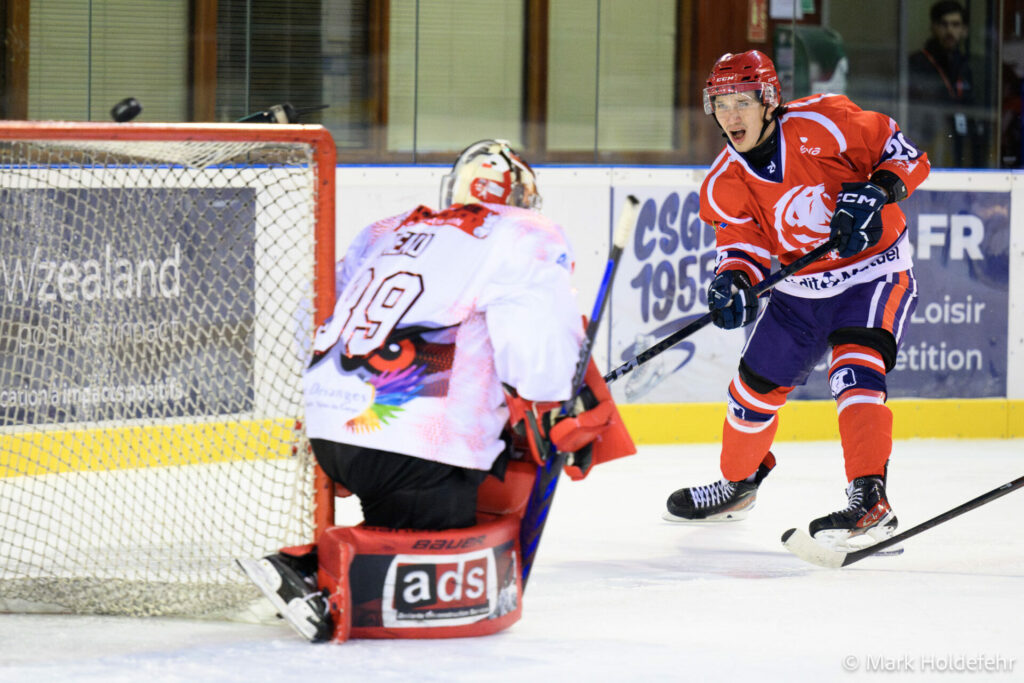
[808,476,903,556]
[236,554,333,642]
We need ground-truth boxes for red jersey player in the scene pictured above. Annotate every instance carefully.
[664,51,930,552]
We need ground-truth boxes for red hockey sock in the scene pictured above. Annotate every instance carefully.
[721,412,780,482]
[720,378,789,482]
[838,402,892,481]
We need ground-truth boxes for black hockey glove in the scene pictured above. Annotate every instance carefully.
[707,270,758,330]
[829,182,887,258]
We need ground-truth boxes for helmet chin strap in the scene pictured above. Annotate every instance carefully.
[757,107,775,143]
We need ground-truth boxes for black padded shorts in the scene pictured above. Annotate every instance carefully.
[311,439,489,530]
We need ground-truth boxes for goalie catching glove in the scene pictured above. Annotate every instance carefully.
[829,181,887,258]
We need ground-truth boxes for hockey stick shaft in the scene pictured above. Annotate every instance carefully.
[603,237,837,384]
[520,194,640,588]
[781,474,1024,567]
[564,194,641,412]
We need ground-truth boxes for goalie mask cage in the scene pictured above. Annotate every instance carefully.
[0,122,336,618]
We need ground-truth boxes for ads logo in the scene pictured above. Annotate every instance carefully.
[772,184,832,252]
[382,549,497,627]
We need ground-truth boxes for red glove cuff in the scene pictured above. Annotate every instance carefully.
[549,400,615,453]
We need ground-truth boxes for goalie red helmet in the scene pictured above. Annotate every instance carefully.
[703,50,781,115]
[439,139,541,210]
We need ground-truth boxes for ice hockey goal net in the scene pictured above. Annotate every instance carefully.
[0,122,335,617]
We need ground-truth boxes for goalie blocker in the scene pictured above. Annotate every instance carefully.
[272,358,633,642]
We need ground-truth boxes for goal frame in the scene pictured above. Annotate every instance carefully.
[0,120,339,610]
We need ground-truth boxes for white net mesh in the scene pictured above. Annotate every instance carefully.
[0,129,329,617]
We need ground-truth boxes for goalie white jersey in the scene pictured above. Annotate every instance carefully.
[304,202,583,470]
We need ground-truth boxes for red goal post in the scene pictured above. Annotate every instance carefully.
[0,121,336,617]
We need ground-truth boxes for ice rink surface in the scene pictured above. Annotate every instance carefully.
[1,439,1021,682]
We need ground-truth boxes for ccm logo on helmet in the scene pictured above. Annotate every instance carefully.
[382,549,497,626]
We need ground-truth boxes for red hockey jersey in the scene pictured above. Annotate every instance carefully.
[700,93,930,298]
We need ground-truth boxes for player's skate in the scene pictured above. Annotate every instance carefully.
[663,453,775,522]
[808,476,901,554]
[236,552,333,642]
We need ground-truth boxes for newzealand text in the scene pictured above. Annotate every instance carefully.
[0,244,182,303]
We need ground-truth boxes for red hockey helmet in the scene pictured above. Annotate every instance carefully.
[703,50,781,115]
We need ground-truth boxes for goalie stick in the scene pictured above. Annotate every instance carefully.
[519,194,640,588]
[781,474,1024,568]
[603,237,838,384]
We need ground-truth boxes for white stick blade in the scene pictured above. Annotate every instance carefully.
[612,194,640,249]
[780,528,847,569]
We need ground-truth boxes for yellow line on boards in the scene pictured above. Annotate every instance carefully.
[0,419,300,478]
[618,399,1024,444]
[3,401,1019,476]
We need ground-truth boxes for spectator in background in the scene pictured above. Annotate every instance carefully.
[999,40,1024,167]
[908,0,989,167]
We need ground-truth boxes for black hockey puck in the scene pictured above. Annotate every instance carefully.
[111,97,142,123]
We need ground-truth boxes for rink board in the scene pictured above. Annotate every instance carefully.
[337,166,1024,442]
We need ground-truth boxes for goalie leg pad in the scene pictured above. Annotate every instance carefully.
[477,458,537,517]
[316,538,355,643]
[318,514,522,640]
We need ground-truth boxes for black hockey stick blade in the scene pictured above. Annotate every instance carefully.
[781,474,1024,568]
[520,194,639,588]
[604,237,837,384]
